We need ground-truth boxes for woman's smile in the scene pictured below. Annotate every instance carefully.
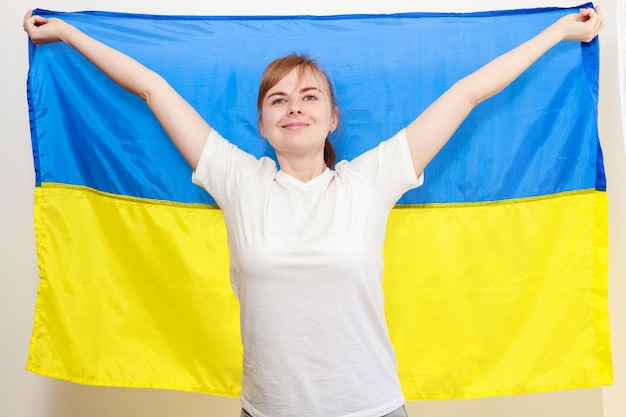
[282,121,310,130]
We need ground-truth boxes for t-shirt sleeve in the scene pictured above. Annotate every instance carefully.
[345,129,424,207]
[191,129,261,206]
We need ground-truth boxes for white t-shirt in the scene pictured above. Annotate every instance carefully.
[192,129,423,417]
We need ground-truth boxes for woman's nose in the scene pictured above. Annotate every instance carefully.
[288,105,302,115]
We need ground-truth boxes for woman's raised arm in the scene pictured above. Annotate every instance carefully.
[23,10,211,170]
[405,6,605,178]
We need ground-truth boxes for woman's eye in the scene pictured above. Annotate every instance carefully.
[304,95,317,101]
[272,98,286,105]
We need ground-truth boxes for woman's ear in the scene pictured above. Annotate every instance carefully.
[331,106,339,132]
[258,119,266,138]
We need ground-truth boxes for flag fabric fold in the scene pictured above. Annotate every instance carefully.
[618,0,626,151]
[26,4,611,399]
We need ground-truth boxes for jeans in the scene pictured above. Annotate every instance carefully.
[383,405,408,417]
[240,405,408,417]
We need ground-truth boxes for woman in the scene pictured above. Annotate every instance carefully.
[23,7,604,417]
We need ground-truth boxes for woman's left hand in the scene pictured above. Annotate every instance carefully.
[557,5,605,43]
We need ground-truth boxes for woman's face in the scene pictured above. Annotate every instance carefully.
[259,67,338,161]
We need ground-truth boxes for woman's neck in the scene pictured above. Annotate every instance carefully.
[277,155,328,183]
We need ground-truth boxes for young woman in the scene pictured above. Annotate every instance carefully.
[23,7,604,417]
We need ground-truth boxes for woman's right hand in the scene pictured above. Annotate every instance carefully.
[23,10,67,45]
[22,8,212,171]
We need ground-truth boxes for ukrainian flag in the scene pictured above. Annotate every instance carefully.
[26,4,611,399]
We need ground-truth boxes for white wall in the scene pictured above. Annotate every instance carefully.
[1,1,623,416]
